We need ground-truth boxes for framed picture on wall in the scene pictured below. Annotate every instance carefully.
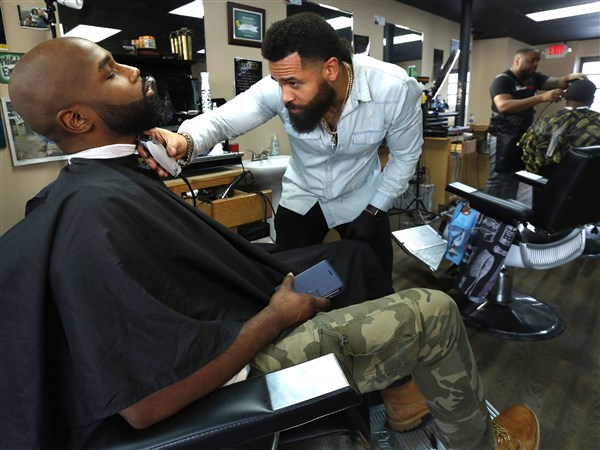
[17,5,50,30]
[1,97,67,166]
[227,2,265,48]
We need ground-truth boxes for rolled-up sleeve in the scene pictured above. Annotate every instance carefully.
[371,77,423,211]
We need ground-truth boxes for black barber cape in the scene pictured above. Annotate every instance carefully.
[0,156,391,449]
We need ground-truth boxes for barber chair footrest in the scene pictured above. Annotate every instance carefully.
[462,291,565,341]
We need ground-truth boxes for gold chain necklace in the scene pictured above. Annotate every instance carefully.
[322,61,354,148]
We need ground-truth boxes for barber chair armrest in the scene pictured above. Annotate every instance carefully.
[84,353,362,450]
[514,170,548,188]
[446,182,533,225]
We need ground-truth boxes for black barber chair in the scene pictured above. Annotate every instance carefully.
[446,145,600,341]
[84,353,370,450]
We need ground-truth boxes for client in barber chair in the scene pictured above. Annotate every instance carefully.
[1,38,539,450]
[520,78,599,178]
[519,78,600,254]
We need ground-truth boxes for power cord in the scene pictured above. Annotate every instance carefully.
[179,174,197,207]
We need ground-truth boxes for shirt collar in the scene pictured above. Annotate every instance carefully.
[68,144,136,164]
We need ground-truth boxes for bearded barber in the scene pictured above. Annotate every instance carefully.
[144,13,423,277]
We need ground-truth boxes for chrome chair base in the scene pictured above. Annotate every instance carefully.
[462,291,565,341]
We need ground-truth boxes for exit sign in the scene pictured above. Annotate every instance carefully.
[544,43,570,59]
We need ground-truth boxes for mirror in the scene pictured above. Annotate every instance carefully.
[57,0,206,64]
[383,23,423,73]
[286,1,353,46]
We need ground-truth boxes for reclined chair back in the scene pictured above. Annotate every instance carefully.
[532,146,600,233]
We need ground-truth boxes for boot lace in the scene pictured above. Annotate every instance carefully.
[493,422,512,446]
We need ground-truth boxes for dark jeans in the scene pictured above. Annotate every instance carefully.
[274,203,394,277]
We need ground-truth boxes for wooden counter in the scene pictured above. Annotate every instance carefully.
[164,168,244,197]
[422,137,488,212]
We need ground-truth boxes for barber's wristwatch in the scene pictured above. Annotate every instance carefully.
[365,204,382,216]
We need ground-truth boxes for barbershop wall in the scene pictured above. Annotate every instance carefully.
[0,0,461,234]
[0,0,62,236]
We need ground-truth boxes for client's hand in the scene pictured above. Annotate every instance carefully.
[267,273,330,330]
[137,127,188,178]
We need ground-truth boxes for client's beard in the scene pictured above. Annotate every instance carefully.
[287,79,336,133]
[94,89,170,135]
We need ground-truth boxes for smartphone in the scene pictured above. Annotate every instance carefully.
[292,260,344,299]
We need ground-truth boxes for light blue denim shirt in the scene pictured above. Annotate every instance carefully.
[179,54,423,227]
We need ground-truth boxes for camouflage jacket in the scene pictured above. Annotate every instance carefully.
[520,107,600,174]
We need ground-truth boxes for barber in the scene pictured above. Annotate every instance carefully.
[486,46,584,199]
[142,12,424,278]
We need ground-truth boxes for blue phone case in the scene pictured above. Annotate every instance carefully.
[293,260,344,299]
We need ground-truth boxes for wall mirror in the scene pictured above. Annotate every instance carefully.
[383,23,423,73]
[58,0,206,114]
[57,0,206,65]
[286,1,353,46]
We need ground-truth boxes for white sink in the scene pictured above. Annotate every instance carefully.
[244,155,290,186]
[244,155,290,240]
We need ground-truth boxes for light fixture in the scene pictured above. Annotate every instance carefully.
[169,0,204,19]
[383,34,423,47]
[62,24,121,42]
[393,33,423,45]
[327,16,352,30]
[526,1,600,22]
[56,0,83,9]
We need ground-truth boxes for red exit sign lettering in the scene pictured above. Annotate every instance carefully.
[545,44,570,59]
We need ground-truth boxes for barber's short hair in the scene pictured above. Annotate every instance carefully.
[515,47,540,57]
[261,12,352,65]
[565,78,597,103]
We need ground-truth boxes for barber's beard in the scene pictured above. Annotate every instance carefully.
[286,80,336,133]
[93,92,169,135]
[517,66,534,80]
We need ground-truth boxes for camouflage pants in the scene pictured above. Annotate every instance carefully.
[251,288,496,450]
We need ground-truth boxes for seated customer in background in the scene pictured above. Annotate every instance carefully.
[520,78,599,178]
[520,78,600,255]
[1,37,539,450]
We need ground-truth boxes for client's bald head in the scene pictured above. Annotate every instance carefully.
[9,38,99,144]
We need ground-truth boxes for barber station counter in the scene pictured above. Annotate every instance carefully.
[421,137,489,212]
[164,168,272,231]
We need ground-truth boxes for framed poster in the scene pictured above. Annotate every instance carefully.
[234,57,262,96]
[0,52,23,84]
[227,2,265,48]
[1,97,66,166]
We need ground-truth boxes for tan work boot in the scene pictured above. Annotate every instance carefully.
[383,379,430,432]
[493,404,540,450]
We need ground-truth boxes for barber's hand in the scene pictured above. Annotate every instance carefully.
[540,88,564,103]
[562,72,586,86]
[345,208,383,242]
[137,127,188,178]
[267,273,330,329]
